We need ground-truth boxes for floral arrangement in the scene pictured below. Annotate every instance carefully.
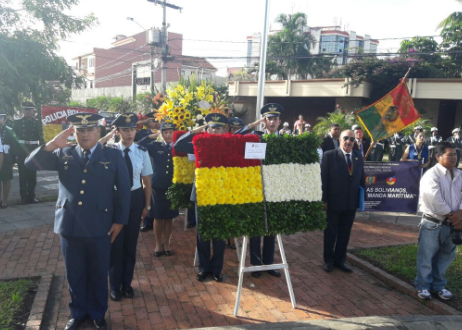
[166,131,195,210]
[261,133,326,235]
[192,133,326,240]
[193,133,266,240]
[154,75,230,130]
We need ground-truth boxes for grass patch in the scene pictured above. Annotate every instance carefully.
[353,244,462,310]
[0,279,34,330]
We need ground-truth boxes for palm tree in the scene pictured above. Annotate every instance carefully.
[437,0,462,76]
[267,13,317,79]
[313,108,356,137]
[437,0,462,32]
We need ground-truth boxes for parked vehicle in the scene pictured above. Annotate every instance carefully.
[99,111,118,127]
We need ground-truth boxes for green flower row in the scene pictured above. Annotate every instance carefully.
[262,133,321,165]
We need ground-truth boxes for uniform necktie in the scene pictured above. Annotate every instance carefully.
[124,147,134,188]
[346,153,352,173]
[83,149,91,164]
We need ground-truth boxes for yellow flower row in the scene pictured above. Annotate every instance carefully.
[172,157,195,184]
[195,166,264,206]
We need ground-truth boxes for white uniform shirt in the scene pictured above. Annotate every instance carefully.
[117,142,153,191]
[419,163,462,220]
[0,137,3,153]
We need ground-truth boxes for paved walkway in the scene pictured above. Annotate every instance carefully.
[0,201,445,330]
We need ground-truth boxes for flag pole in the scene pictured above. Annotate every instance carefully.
[364,143,373,161]
[402,67,412,81]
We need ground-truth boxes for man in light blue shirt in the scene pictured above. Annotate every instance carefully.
[101,113,153,302]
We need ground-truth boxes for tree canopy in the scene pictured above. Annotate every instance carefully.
[0,0,96,113]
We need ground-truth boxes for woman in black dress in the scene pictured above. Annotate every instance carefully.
[138,122,178,256]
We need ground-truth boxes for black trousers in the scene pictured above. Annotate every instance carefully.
[389,146,403,162]
[17,155,37,200]
[187,207,196,226]
[323,209,356,264]
[250,236,275,266]
[61,234,111,320]
[109,188,144,291]
[370,146,384,161]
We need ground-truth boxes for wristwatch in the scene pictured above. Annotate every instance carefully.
[146,206,151,210]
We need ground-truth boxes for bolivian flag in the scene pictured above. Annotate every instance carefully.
[355,80,420,141]
[192,134,266,240]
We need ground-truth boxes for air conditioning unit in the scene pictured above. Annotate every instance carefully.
[147,28,161,45]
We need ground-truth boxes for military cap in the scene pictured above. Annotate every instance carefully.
[431,127,438,133]
[453,128,461,134]
[283,122,289,127]
[229,117,243,128]
[112,112,138,128]
[22,101,36,110]
[352,125,361,131]
[305,123,311,128]
[414,126,423,131]
[67,112,103,128]
[261,103,284,118]
[205,113,228,127]
[145,112,156,120]
[160,122,176,131]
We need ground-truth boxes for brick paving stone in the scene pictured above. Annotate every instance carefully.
[0,215,439,329]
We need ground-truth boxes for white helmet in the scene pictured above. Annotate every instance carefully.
[283,122,289,127]
[430,127,438,133]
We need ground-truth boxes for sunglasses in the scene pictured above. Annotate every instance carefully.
[342,136,356,142]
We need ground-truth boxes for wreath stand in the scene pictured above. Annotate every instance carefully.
[233,234,296,316]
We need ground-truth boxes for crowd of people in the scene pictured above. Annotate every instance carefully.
[0,102,458,330]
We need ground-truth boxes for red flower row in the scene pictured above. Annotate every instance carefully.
[192,133,261,168]
[172,131,188,157]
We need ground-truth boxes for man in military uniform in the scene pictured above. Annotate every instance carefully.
[229,117,244,133]
[0,112,18,208]
[388,131,407,161]
[428,127,443,168]
[174,113,229,282]
[135,113,159,142]
[14,102,44,203]
[370,139,385,161]
[447,128,462,168]
[236,103,284,279]
[25,113,131,330]
[100,113,153,302]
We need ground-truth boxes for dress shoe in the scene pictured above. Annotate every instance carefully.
[140,225,153,232]
[251,271,262,278]
[324,262,334,272]
[30,198,39,203]
[21,199,28,205]
[212,273,223,282]
[93,318,106,329]
[65,318,83,330]
[267,269,281,277]
[122,286,134,298]
[196,272,209,282]
[186,223,196,228]
[110,289,121,301]
[153,251,164,257]
[163,249,172,256]
[334,263,353,273]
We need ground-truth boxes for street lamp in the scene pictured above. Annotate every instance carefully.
[126,17,146,31]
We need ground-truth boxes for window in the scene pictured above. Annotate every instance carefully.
[88,58,94,68]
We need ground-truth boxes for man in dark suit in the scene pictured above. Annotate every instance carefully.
[320,123,340,153]
[321,130,365,273]
[25,113,131,330]
[352,125,371,161]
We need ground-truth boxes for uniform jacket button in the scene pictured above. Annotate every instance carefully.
[78,201,83,206]
[80,190,84,194]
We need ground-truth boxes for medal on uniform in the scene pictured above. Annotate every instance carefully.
[100,161,110,169]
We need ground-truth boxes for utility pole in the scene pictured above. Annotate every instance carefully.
[147,0,182,93]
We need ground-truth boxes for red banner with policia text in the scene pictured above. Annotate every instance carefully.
[355,80,420,142]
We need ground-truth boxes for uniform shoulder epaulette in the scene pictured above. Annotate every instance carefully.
[136,144,147,151]
[5,126,12,130]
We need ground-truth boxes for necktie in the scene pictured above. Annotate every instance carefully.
[124,148,134,188]
[346,153,352,174]
[83,149,91,164]
[357,140,363,156]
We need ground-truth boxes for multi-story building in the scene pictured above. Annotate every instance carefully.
[246,26,379,68]
[72,31,217,102]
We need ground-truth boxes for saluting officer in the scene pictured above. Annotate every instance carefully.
[100,113,153,302]
[0,112,18,208]
[447,128,462,168]
[236,103,284,279]
[428,127,443,168]
[228,117,244,133]
[135,113,159,142]
[174,113,229,282]
[25,113,131,330]
[138,122,179,257]
[14,102,44,204]
[388,131,407,161]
